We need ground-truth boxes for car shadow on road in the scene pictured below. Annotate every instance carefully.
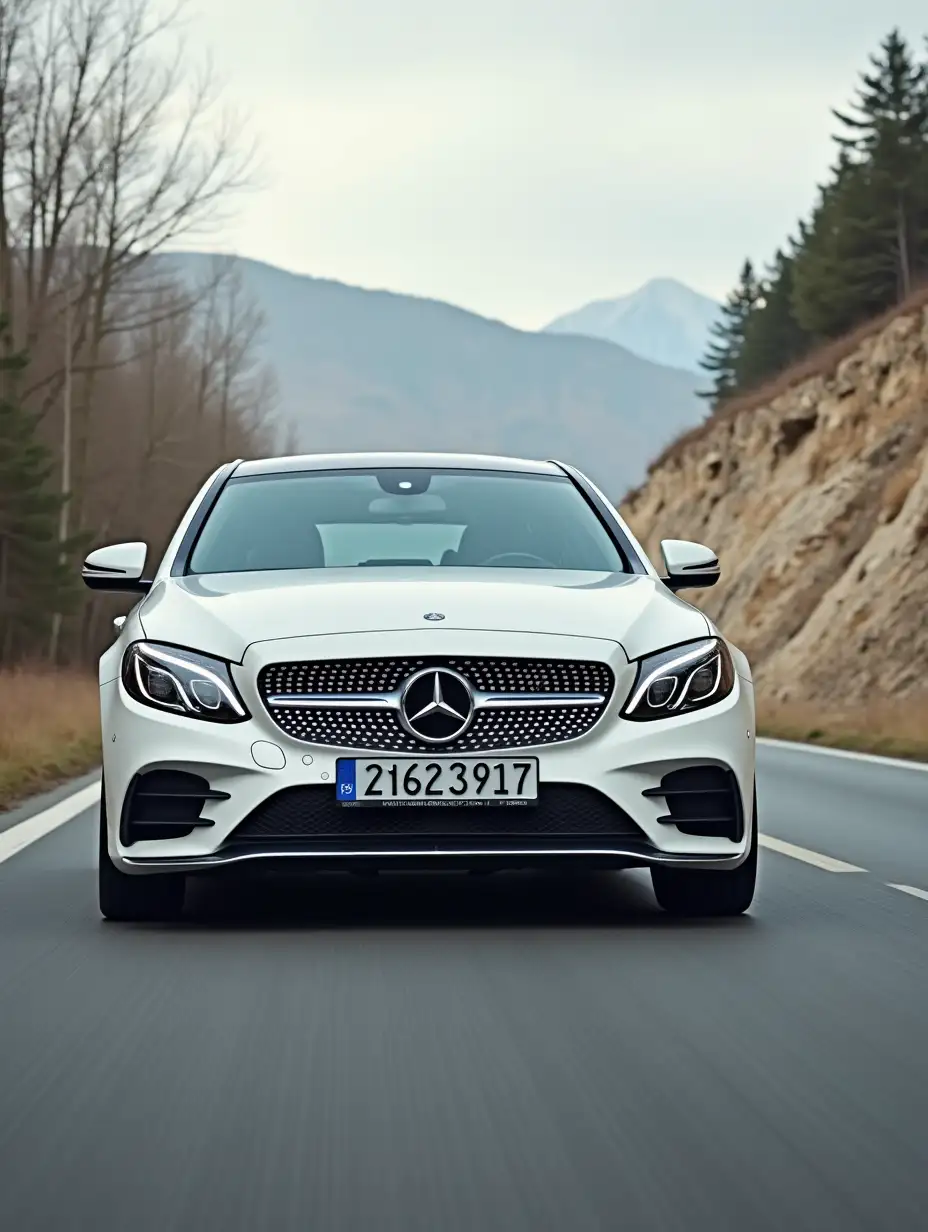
[164,868,758,934]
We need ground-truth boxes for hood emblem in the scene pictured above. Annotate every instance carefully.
[423,612,445,621]
[399,668,474,743]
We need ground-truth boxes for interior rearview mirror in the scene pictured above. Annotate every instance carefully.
[659,539,720,592]
[82,542,152,593]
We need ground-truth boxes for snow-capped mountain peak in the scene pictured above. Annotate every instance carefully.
[543,278,721,373]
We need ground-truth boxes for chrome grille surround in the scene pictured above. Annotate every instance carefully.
[257,657,615,753]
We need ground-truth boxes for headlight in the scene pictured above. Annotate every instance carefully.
[621,637,735,721]
[122,642,249,723]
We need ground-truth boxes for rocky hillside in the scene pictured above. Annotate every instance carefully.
[620,298,928,706]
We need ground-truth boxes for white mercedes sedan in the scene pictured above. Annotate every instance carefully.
[83,452,757,922]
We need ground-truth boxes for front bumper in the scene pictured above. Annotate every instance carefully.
[101,629,756,875]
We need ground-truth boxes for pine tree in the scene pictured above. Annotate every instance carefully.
[832,28,928,300]
[735,248,811,390]
[698,259,761,405]
[0,324,79,661]
[795,30,928,339]
[792,158,901,339]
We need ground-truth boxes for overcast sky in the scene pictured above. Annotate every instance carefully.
[185,0,927,328]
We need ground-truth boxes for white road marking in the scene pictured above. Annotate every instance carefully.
[758,737,928,774]
[0,781,101,866]
[887,884,928,902]
[759,834,866,873]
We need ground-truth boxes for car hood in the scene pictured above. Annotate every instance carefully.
[138,567,710,663]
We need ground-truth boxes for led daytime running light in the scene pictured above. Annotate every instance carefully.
[626,642,714,713]
[621,637,734,721]
[136,644,246,717]
[123,641,249,723]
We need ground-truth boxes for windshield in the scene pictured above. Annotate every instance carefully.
[187,467,627,574]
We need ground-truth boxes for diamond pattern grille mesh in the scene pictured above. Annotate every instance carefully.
[258,657,614,752]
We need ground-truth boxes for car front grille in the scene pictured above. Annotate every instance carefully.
[226,783,649,846]
[257,656,615,753]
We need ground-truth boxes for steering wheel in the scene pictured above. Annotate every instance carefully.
[479,552,557,568]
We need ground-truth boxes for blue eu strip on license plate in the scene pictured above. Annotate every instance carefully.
[336,759,357,801]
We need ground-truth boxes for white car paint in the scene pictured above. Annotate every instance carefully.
[130,569,713,668]
[94,452,756,884]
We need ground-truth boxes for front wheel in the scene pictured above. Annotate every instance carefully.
[651,790,758,918]
[98,790,186,922]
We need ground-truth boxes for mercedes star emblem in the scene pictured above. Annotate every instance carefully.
[423,612,445,621]
[399,668,475,743]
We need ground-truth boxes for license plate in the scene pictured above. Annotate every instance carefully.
[335,757,539,807]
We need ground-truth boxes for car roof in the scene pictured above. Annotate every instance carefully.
[233,451,566,478]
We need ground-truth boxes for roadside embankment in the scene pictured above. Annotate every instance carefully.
[621,293,928,762]
[0,668,101,810]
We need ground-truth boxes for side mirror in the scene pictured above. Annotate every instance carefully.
[82,542,152,593]
[660,539,720,592]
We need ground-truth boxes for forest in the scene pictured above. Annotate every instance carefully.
[0,0,278,666]
[702,29,928,406]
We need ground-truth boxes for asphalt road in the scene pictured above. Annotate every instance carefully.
[0,743,926,1232]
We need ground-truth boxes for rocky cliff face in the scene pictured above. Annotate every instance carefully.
[620,302,928,705]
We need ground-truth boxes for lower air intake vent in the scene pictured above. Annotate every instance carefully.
[643,766,743,841]
[120,769,229,845]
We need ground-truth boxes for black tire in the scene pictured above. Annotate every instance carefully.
[651,789,758,918]
[98,790,186,922]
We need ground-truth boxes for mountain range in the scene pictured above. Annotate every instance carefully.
[544,278,721,374]
[164,256,710,494]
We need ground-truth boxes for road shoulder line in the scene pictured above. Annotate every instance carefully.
[0,769,102,835]
[757,737,928,774]
[0,782,101,866]
[887,883,928,902]
[759,834,866,873]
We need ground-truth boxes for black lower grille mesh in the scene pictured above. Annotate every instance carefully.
[227,784,649,845]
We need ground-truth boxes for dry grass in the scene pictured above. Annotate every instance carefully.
[0,667,101,810]
[757,694,928,763]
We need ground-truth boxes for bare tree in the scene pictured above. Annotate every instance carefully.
[0,0,257,488]
[0,0,267,661]
[72,259,276,659]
